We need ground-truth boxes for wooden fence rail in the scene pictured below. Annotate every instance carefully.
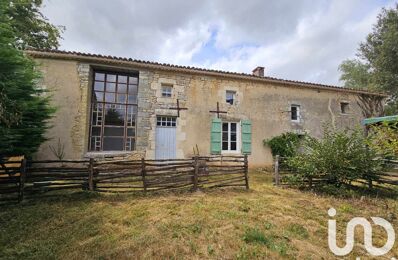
[273,155,398,190]
[0,155,249,204]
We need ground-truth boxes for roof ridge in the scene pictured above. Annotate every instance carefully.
[25,48,387,97]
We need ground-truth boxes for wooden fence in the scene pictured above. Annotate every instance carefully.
[0,155,248,204]
[273,155,398,190]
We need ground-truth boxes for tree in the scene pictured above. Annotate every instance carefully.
[0,0,57,158]
[5,0,64,49]
[339,4,398,114]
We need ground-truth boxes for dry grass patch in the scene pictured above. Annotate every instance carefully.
[0,172,397,259]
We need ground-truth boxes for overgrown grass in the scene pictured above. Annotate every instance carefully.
[0,172,397,259]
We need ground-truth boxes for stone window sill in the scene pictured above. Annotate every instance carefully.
[85,151,134,158]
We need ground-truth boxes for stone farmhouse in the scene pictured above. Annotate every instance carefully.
[27,49,385,167]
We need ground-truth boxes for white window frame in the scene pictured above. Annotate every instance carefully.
[291,105,300,122]
[156,116,176,127]
[226,90,236,105]
[161,84,173,97]
[221,122,241,154]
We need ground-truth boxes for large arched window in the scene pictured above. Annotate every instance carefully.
[89,71,138,151]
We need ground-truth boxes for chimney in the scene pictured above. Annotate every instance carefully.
[252,66,265,77]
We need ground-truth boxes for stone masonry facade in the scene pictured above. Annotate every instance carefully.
[30,50,385,167]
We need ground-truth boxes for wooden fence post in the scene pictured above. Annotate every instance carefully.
[141,158,147,193]
[274,155,280,186]
[18,158,27,202]
[244,154,249,189]
[88,158,94,191]
[193,156,199,191]
[368,177,373,190]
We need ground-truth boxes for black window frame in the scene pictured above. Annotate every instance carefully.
[89,70,139,152]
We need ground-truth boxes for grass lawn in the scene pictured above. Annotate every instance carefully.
[0,172,397,259]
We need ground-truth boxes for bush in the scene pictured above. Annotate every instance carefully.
[264,132,301,158]
[287,127,384,187]
[367,121,398,158]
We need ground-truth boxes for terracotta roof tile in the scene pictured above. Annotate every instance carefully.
[25,48,387,97]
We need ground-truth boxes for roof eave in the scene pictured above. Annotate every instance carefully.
[25,49,388,97]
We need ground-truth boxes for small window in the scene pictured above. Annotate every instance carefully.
[161,84,173,97]
[226,91,236,105]
[340,102,349,114]
[157,116,176,127]
[291,105,300,122]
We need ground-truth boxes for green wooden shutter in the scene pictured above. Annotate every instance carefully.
[241,120,252,155]
[210,118,222,154]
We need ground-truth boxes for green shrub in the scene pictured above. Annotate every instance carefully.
[264,132,301,157]
[287,127,384,187]
[367,121,398,158]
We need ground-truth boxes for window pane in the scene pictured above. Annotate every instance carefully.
[127,106,136,126]
[231,133,237,142]
[126,138,135,151]
[222,132,228,141]
[231,123,236,132]
[128,84,138,94]
[94,81,104,91]
[106,82,116,92]
[90,137,101,151]
[231,142,237,151]
[129,77,138,84]
[117,84,127,93]
[291,106,298,120]
[105,93,115,103]
[104,127,124,136]
[222,123,228,131]
[94,91,103,102]
[103,137,123,151]
[105,107,125,126]
[95,73,105,81]
[226,91,235,104]
[118,75,127,83]
[117,94,127,103]
[91,126,101,136]
[127,128,135,137]
[128,95,137,104]
[222,142,228,150]
[107,74,117,82]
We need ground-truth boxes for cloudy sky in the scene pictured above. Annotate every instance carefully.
[42,0,395,86]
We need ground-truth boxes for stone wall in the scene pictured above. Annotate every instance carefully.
[34,57,368,167]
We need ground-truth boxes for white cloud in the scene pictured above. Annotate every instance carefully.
[41,0,395,85]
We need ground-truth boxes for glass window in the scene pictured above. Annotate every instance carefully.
[89,71,138,151]
[157,116,176,127]
[341,102,349,114]
[226,91,236,105]
[222,122,239,152]
[161,84,173,97]
[291,105,300,122]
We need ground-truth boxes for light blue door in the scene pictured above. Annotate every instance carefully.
[155,117,177,159]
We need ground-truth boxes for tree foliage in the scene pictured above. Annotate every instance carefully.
[367,121,398,158]
[264,132,301,158]
[5,0,64,49]
[0,0,56,158]
[287,127,383,187]
[339,4,398,114]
